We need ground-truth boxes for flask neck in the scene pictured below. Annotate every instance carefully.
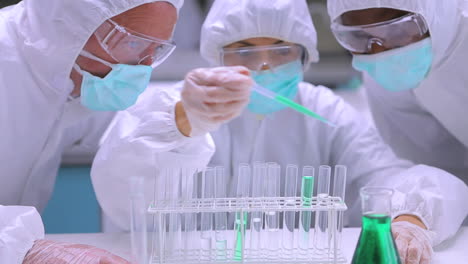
[360,187,393,217]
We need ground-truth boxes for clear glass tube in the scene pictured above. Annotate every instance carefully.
[234,164,250,261]
[299,166,314,252]
[283,164,298,251]
[250,162,266,257]
[332,165,347,255]
[265,162,281,258]
[201,167,215,261]
[151,170,167,262]
[182,169,198,259]
[314,165,331,253]
[130,177,148,264]
[165,169,182,258]
[214,166,227,260]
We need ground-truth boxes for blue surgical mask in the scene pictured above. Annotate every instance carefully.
[248,60,303,115]
[74,50,153,111]
[352,37,433,92]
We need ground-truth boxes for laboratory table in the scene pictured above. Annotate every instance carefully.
[46,227,468,263]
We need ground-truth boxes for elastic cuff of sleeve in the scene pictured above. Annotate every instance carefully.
[169,102,190,140]
[391,210,431,231]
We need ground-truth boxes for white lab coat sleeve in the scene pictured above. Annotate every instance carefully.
[91,83,215,230]
[0,206,44,264]
[309,85,468,246]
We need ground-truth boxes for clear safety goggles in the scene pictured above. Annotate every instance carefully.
[220,44,307,71]
[331,13,429,54]
[94,19,176,68]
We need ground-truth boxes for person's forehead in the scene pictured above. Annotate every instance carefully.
[340,8,409,26]
[111,2,177,39]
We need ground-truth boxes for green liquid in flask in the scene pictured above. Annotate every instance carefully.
[351,214,401,264]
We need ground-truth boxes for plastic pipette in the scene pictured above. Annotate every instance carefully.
[252,84,336,127]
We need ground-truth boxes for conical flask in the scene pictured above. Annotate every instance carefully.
[351,187,401,264]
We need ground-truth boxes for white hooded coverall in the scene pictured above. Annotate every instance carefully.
[328,0,468,183]
[0,0,183,262]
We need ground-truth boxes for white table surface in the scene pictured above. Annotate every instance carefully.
[46,227,468,263]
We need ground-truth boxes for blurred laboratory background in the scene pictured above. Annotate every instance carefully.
[1,0,367,234]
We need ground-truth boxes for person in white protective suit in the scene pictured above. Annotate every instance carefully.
[91,0,468,263]
[327,0,468,183]
[0,0,197,262]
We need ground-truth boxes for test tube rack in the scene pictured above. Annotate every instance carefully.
[131,164,348,264]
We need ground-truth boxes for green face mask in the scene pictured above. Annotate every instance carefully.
[248,60,303,115]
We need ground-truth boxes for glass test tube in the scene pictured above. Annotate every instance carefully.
[165,168,182,258]
[182,169,198,258]
[130,177,148,264]
[332,165,347,254]
[214,166,227,260]
[234,164,250,261]
[283,164,298,251]
[299,166,314,252]
[314,165,331,253]
[151,169,167,262]
[250,162,266,257]
[265,162,281,258]
[201,168,215,260]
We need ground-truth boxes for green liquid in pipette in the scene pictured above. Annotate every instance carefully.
[301,176,314,232]
[351,214,401,264]
[234,212,247,261]
[274,95,335,127]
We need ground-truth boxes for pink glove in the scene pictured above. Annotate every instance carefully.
[392,221,434,264]
[181,66,253,137]
[23,239,130,264]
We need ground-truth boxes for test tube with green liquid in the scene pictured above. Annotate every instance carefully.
[299,166,314,252]
[234,164,250,261]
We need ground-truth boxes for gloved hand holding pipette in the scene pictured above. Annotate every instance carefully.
[176,66,253,137]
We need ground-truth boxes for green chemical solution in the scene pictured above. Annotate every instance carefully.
[351,214,401,264]
[301,176,314,232]
[234,212,247,261]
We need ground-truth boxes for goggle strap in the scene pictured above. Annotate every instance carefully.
[100,27,117,48]
[79,50,114,68]
[73,63,82,73]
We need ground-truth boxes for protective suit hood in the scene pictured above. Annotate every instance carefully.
[328,0,468,147]
[200,0,319,67]
[4,0,183,95]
